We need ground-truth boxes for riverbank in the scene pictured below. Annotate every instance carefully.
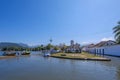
[0,56,16,59]
[51,52,111,61]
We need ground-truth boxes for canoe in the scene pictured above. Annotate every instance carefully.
[3,52,16,56]
[21,51,30,55]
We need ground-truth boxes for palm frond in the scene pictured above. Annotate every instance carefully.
[115,32,120,39]
[116,35,120,44]
[113,25,119,30]
[113,22,120,44]
[113,26,120,33]
[113,29,120,33]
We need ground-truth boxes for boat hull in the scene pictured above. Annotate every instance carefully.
[43,53,50,57]
[3,53,16,56]
[21,52,30,55]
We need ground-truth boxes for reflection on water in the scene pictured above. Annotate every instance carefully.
[0,51,120,80]
[117,67,120,80]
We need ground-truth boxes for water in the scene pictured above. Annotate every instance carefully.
[0,51,120,80]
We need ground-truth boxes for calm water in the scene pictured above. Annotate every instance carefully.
[0,51,120,80]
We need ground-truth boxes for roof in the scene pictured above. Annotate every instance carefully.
[83,44,95,48]
[94,40,116,47]
[87,44,95,48]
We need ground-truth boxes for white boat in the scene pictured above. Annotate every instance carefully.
[43,53,50,57]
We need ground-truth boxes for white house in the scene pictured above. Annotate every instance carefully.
[83,40,120,57]
[82,44,95,52]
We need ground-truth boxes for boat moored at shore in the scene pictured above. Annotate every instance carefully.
[21,51,30,55]
[43,53,51,57]
[3,51,16,56]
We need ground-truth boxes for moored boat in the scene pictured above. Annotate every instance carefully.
[21,51,30,55]
[3,52,16,56]
[43,53,50,57]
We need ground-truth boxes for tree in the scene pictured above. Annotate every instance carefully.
[54,46,60,50]
[60,44,67,52]
[46,44,53,50]
[1,47,7,51]
[113,21,120,44]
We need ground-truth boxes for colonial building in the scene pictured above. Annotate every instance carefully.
[82,40,116,52]
[82,40,120,56]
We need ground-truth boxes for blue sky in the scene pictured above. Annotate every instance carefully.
[0,0,120,46]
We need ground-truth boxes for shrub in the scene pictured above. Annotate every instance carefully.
[61,54,66,56]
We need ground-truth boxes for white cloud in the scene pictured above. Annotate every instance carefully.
[81,41,95,45]
[82,42,90,44]
[81,37,115,45]
[81,40,98,45]
[101,37,114,41]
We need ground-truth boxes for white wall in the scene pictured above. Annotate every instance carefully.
[88,45,120,56]
[103,45,120,56]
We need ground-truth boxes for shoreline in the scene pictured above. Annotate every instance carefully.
[0,56,16,59]
[51,56,111,61]
[51,53,111,61]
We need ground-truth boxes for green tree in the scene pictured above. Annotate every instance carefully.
[1,47,7,51]
[46,44,53,50]
[54,46,60,50]
[61,44,67,52]
[113,21,120,44]
[40,45,45,50]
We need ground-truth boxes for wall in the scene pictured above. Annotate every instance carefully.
[88,45,120,57]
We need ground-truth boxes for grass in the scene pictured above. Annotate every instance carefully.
[51,52,111,61]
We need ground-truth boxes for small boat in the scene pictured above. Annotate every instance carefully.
[43,53,50,57]
[21,51,30,55]
[3,52,16,56]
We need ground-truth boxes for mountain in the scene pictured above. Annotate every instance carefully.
[0,42,29,48]
[18,43,29,48]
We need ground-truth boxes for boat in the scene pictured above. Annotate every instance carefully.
[43,53,50,57]
[3,52,16,56]
[21,51,30,55]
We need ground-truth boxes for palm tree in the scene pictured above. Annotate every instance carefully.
[50,38,53,44]
[113,21,120,44]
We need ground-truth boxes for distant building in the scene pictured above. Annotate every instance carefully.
[82,44,95,52]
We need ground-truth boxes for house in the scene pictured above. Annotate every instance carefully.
[82,44,95,52]
[94,40,116,47]
[87,40,116,53]
[86,40,120,57]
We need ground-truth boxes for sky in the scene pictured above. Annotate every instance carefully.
[0,0,120,46]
